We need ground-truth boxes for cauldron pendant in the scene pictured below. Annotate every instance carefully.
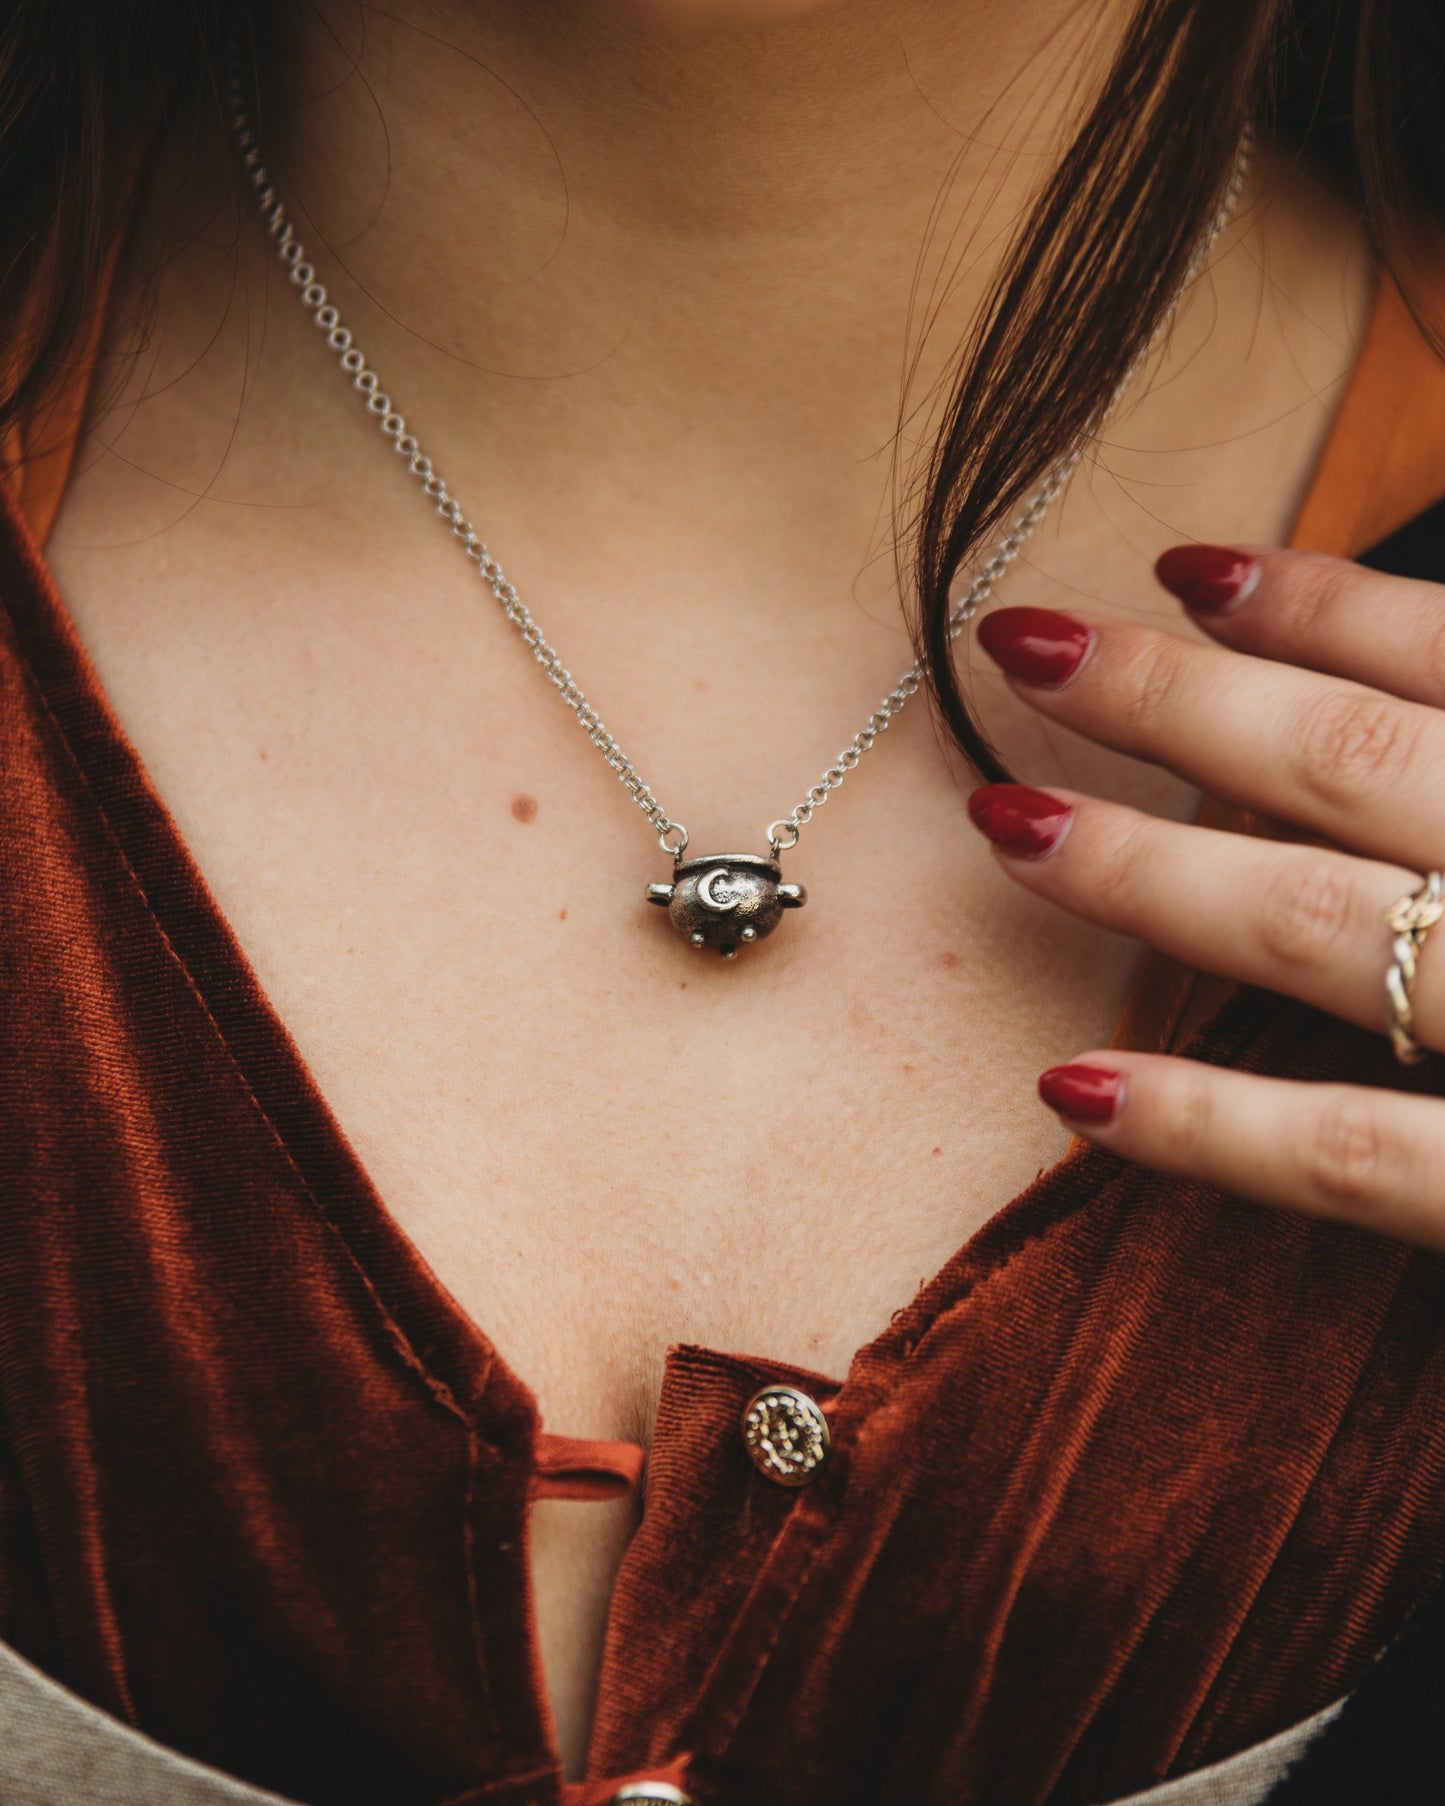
[647,854,806,958]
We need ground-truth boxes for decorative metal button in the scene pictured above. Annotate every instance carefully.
[741,1384,830,1488]
[611,1787,692,1805]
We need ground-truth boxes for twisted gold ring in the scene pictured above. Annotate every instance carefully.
[1383,871,1444,1064]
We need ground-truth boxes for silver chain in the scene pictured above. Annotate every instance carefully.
[227,69,1250,864]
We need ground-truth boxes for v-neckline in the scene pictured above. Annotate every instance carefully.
[0,461,1143,1797]
[0,461,1119,1422]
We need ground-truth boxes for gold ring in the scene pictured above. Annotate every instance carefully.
[1383,871,1444,1064]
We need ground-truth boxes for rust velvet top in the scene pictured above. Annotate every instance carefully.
[4,270,1445,1806]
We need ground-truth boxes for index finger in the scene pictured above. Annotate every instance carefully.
[976,608,1445,870]
[1157,545,1445,709]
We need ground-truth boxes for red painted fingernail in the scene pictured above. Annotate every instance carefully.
[1038,1063,1124,1123]
[1155,545,1259,614]
[977,606,1094,687]
[967,784,1074,860]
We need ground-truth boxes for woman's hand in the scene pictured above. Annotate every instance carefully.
[968,545,1445,1248]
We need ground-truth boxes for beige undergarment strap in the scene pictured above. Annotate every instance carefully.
[1099,1697,1346,1806]
[0,1635,300,1806]
[0,1626,1342,1806]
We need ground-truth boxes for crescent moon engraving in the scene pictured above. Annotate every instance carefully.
[697,867,741,912]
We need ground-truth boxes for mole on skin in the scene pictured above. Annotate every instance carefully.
[511,793,539,823]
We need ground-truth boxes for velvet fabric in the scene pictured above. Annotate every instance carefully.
[5,266,1445,1805]
[4,476,1445,1806]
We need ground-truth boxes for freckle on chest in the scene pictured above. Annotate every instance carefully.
[510,793,539,823]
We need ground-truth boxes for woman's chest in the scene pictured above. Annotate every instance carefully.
[32,548,1168,1431]
[117,704,1134,1432]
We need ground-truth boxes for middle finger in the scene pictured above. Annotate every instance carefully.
[975,606,1445,868]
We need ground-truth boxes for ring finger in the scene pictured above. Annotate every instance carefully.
[967,784,1443,1052]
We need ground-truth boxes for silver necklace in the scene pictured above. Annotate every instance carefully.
[227,71,1249,959]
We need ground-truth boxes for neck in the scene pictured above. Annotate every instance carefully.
[97,0,1365,657]
[244,0,1133,574]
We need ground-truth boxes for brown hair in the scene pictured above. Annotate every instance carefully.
[2,1,1443,776]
